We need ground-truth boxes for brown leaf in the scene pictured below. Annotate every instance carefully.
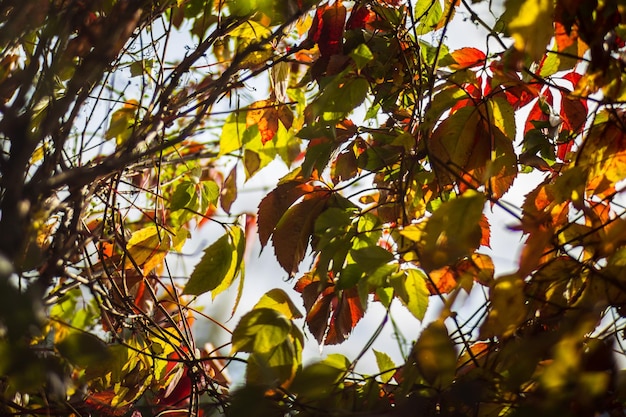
[257,180,315,247]
[272,191,330,275]
[220,165,237,214]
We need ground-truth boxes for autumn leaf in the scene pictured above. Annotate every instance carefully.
[416,191,486,272]
[272,191,330,275]
[480,274,527,339]
[505,0,554,60]
[257,180,316,247]
[449,47,486,70]
[294,274,366,345]
[246,100,280,144]
[578,111,626,198]
[409,320,457,388]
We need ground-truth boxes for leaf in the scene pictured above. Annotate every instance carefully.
[419,191,485,271]
[257,180,315,247]
[220,165,238,214]
[246,100,280,145]
[480,274,527,339]
[231,308,292,354]
[124,226,171,273]
[56,332,111,368]
[272,191,330,275]
[295,275,366,345]
[414,0,442,34]
[449,47,486,69]
[395,269,430,320]
[349,44,374,69]
[183,226,244,297]
[373,349,396,383]
[290,354,350,399]
[560,94,587,134]
[577,111,626,197]
[505,0,554,60]
[410,320,457,388]
[254,289,303,320]
[219,111,247,156]
[171,181,196,212]
[105,100,139,146]
[210,226,245,299]
[316,3,346,57]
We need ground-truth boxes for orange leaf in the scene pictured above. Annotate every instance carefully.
[450,47,486,69]
[427,267,458,295]
[246,100,279,144]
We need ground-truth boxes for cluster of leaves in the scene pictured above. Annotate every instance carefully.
[4,0,626,416]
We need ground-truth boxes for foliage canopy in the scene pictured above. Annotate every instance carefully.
[2,0,626,415]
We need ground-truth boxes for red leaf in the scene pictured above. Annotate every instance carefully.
[325,287,365,345]
[318,3,347,57]
[562,71,583,88]
[449,47,487,70]
[257,181,315,247]
[294,275,365,345]
[346,4,373,30]
[560,95,587,133]
[272,191,330,275]
[523,90,553,135]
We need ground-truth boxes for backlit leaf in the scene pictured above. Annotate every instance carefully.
[184,226,244,297]
[410,320,457,388]
[231,308,292,354]
[419,191,485,271]
[480,274,527,339]
[373,349,396,384]
[578,111,626,197]
[391,269,429,321]
[220,165,238,214]
[295,275,366,345]
[449,47,486,70]
[272,191,330,275]
[257,180,315,247]
[254,289,303,320]
[505,0,554,60]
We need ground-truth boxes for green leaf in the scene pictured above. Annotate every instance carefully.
[210,226,245,299]
[415,0,442,34]
[391,269,429,321]
[373,349,396,383]
[420,191,485,271]
[254,289,303,320]
[219,112,247,156]
[56,332,111,368]
[184,227,244,296]
[349,44,374,70]
[201,180,220,207]
[290,354,350,399]
[350,246,394,271]
[171,181,195,211]
[231,308,292,354]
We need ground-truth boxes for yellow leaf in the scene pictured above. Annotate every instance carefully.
[506,0,554,61]
[480,274,526,339]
